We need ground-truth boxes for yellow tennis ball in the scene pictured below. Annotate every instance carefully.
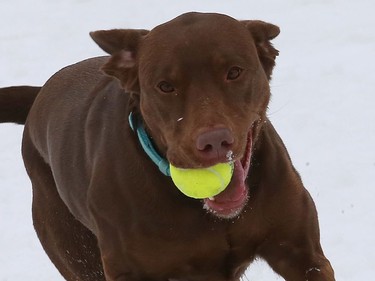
[169,162,234,199]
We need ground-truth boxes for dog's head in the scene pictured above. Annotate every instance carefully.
[91,12,280,218]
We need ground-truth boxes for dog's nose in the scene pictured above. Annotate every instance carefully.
[196,128,234,162]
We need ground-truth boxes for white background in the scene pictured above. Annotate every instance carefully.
[1,0,374,280]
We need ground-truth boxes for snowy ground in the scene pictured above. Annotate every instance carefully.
[0,0,374,280]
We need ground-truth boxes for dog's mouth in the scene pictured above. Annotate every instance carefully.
[131,111,254,219]
[202,129,253,219]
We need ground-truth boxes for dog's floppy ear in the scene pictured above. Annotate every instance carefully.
[90,29,149,92]
[241,21,280,80]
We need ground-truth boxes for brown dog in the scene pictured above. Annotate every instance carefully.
[0,12,334,281]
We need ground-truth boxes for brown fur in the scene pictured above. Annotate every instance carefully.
[1,12,334,281]
[0,86,40,124]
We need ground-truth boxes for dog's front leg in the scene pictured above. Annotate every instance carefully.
[258,240,335,281]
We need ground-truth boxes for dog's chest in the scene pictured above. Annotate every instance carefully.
[124,212,256,280]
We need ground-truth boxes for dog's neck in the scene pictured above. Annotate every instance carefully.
[128,112,171,176]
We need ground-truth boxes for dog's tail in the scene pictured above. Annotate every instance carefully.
[0,86,41,125]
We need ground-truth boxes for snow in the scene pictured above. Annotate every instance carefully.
[0,0,374,280]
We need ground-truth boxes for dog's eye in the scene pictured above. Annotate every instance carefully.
[157,81,175,93]
[226,67,243,81]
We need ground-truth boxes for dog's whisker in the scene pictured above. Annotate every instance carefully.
[239,273,250,281]
[267,100,291,116]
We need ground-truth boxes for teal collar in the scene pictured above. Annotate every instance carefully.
[128,112,171,176]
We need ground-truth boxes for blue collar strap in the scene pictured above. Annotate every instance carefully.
[128,112,171,176]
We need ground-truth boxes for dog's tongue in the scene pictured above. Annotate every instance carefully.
[204,160,247,213]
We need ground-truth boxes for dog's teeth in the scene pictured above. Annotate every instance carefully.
[208,197,215,201]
